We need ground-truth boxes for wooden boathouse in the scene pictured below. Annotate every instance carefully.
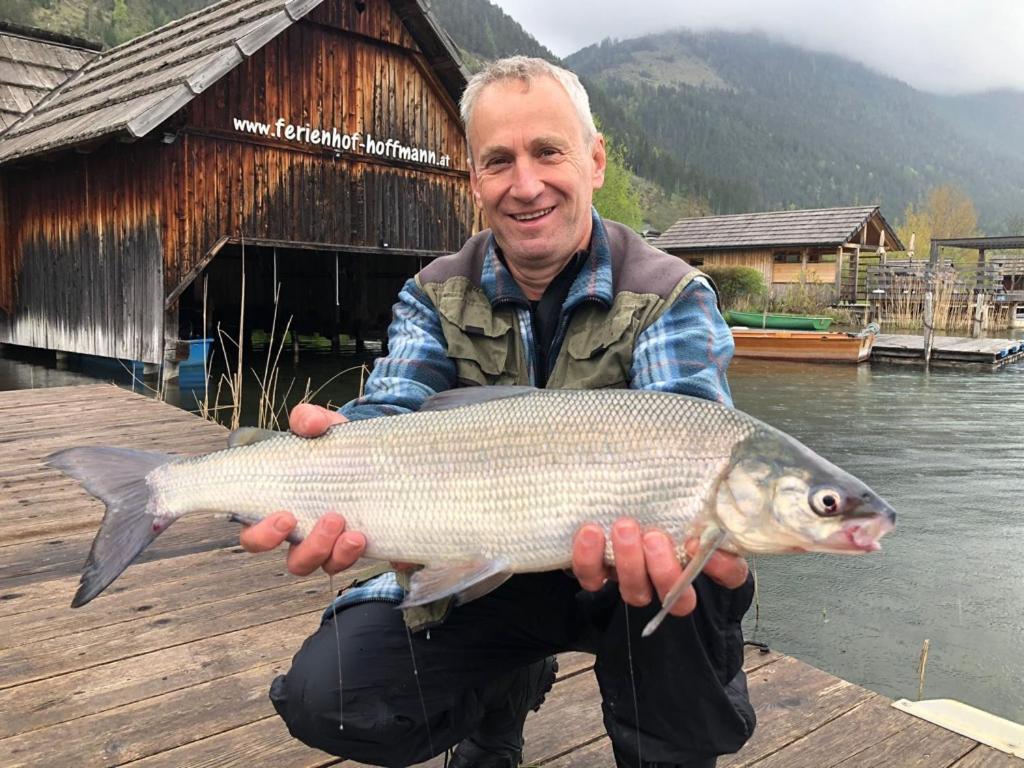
[655,206,904,304]
[0,0,475,370]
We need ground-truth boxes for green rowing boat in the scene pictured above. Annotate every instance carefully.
[723,310,833,331]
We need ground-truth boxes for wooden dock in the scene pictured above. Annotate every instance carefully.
[1,385,1019,767]
[873,334,1024,368]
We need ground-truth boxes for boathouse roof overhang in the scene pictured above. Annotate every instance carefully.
[0,0,468,167]
[655,205,904,253]
[0,22,99,134]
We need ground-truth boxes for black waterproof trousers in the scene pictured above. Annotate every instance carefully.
[270,570,756,768]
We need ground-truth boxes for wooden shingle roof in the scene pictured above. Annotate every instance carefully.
[0,0,467,166]
[655,205,904,252]
[0,22,99,134]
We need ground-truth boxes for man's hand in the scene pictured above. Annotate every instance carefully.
[238,404,367,576]
[572,519,749,617]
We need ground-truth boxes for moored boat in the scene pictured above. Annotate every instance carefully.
[724,310,833,331]
[731,328,875,363]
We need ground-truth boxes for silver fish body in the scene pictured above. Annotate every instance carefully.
[50,387,895,610]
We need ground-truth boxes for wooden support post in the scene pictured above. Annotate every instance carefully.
[800,249,809,285]
[972,249,987,338]
[834,246,843,299]
[332,252,341,357]
[972,294,987,338]
[851,245,861,303]
[923,242,939,363]
[355,258,368,355]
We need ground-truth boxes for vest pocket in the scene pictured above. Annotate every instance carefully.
[437,295,519,386]
[561,310,637,389]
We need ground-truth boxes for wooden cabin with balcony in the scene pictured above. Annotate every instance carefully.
[0,0,475,372]
[654,205,903,304]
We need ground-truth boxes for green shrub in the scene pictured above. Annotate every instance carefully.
[701,266,767,309]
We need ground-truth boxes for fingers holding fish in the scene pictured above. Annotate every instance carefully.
[571,523,611,591]
[692,540,750,590]
[643,531,698,617]
[289,402,348,438]
[239,511,297,553]
[285,512,360,576]
[612,519,654,607]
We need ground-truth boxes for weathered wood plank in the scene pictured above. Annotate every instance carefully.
[0,661,292,767]
[0,576,330,689]
[122,716,340,768]
[746,695,910,767]
[829,715,975,766]
[0,548,334,649]
[720,656,874,767]
[0,516,240,587]
[0,612,322,740]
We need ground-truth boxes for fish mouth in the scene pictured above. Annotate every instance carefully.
[824,514,896,552]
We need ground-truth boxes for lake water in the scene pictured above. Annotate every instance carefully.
[2,337,1022,722]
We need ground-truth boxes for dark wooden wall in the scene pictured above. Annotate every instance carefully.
[0,144,166,361]
[0,0,473,362]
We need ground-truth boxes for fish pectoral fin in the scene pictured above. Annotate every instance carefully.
[641,525,731,638]
[401,559,513,608]
[227,428,286,449]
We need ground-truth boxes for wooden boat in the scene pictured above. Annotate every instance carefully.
[724,310,833,331]
[731,328,875,363]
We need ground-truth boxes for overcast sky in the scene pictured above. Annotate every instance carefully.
[488,0,1024,94]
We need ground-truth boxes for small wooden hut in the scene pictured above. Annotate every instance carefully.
[654,205,903,303]
[0,0,474,369]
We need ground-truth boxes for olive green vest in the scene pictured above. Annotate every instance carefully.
[394,219,708,630]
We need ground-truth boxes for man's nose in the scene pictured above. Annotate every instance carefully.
[509,159,544,201]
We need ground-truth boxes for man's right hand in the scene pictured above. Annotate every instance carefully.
[239,403,367,576]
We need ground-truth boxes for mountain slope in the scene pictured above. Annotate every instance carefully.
[566,30,1024,231]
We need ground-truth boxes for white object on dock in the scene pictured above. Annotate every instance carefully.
[892,698,1024,757]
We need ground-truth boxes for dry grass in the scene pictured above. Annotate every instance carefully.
[194,243,373,430]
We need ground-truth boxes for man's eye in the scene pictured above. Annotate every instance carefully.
[485,157,510,168]
[540,148,560,158]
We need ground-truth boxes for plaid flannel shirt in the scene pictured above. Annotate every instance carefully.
[329,210,735,613]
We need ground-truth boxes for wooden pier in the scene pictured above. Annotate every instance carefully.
[1,385,1019,767]
[873,334,1024,369]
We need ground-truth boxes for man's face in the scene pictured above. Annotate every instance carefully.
[468,76,606,268]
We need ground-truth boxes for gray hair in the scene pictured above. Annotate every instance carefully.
[459,56,597,164]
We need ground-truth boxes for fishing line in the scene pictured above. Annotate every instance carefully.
[405,622,436,758]
[329,574,344,731]
[623,605,643,767]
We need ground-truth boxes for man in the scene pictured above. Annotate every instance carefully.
[242,57,755,768]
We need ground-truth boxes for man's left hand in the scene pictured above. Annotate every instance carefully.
[572,519,749,617]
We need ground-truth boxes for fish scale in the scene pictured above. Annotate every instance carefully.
[48,386,895,613]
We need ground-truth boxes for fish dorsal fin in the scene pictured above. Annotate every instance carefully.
[419,386,538,412]
[227,427,285,449]
[400,559,512,608]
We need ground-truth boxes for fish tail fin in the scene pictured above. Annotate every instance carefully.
[47,447,176,608]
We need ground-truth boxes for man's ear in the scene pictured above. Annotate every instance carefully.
[469,164,483,207]
[591,133,607,190]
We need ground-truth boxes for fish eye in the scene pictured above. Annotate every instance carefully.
[810,488,842,517]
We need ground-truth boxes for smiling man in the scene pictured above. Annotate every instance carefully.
[244,57,755,768]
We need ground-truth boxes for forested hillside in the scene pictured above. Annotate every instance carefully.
[0,0,211,45]
[567,31,1024,231]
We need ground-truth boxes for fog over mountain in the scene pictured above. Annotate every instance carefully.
[491,0,1024,95]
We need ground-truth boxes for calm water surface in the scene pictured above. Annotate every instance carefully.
[2,338,1022,721]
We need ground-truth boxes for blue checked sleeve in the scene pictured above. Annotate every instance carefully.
[630,277,734,407]
[338,278,456,420]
